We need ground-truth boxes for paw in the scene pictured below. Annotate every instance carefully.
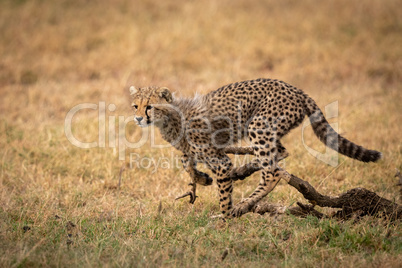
[228,200,254,218]
[175,190,197,204]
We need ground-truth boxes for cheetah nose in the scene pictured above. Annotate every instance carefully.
[135,116,143,123]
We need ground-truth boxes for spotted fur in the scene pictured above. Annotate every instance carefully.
[130,78,381,218]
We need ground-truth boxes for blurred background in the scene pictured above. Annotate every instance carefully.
[1,0,400,92]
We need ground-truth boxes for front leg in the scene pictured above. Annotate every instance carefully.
[175,155,213,204]
[175,180,198,204]
[205,155,234,218]
[193,168,213,186]
[175,155,198,204]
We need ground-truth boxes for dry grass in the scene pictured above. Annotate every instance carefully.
[0,0,401,267]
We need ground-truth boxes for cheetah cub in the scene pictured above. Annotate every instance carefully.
[129,78,381,218]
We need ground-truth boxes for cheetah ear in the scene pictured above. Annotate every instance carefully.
[129,86,138,95]
[156,87,173,103]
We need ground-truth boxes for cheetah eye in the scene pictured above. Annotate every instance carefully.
[146,105,153,110]
[132,104,138,109]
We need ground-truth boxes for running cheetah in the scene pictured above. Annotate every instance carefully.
[129,78,381,218]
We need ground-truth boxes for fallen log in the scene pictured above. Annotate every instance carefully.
[252,201,326,219]
[247,173,402,221]
[176,147,401,220]
[225,148,401,220]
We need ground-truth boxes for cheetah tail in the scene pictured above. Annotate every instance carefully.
[303,95,382,163]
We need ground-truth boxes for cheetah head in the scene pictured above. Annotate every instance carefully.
[129,86,173,127]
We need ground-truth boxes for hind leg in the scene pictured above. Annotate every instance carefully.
[229,163,292,217]
[229,107,297,217]
[229,124,283,217]
[229,170,279,217]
